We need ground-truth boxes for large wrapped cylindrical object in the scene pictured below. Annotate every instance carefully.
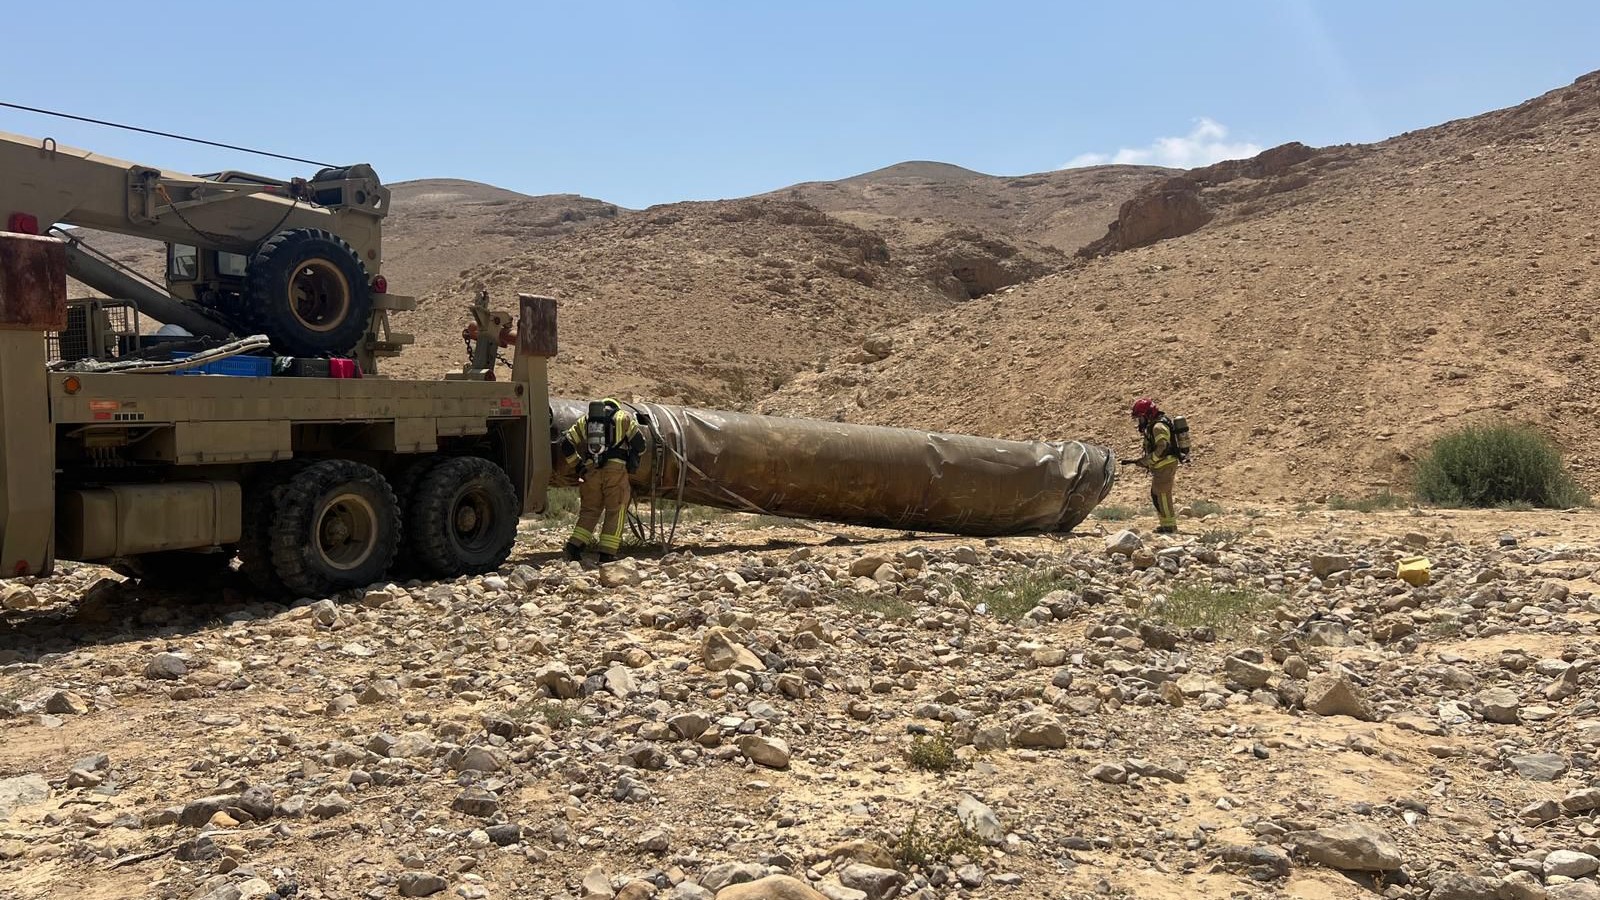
[552,399,1116,536]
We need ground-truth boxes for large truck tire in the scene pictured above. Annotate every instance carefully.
[238,472,292,596]
[244,228,372,356]
[269,460,400,597]
[407,456,519,578]
[385,454,441,580]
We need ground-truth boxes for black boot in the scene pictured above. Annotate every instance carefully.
[563,541,585,562]
[597,552,617,564]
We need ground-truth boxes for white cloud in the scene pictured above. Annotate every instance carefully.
[1063,118,1263,170]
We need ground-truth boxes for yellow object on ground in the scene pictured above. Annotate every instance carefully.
[1397,556,1432,586]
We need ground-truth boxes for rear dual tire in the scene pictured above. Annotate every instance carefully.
[237,456,518,598]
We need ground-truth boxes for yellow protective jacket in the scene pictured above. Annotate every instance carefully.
[1140,420,1179,470]
[564,405,641,470]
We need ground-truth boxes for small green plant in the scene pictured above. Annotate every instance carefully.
[1197,528,1243,546]
[1327,490,1407,513]
[511,699,586,731]
[1414,423,1589,509]
[653,499,731,525]
[904,730,966,774]
[1243,508,1265,519]
[1188,499,1226,518]
[540,487,580,521]
[840,592,914,621]
[956,569,1077,623]
[1146,583,1278,636]
[1092,504,1135,522]
[892,814,983,870]
[1424,617,1465,638]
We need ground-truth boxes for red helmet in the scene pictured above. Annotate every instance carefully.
[1131,397,1158,420]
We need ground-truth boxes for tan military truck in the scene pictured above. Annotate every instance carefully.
[0,230,554,597]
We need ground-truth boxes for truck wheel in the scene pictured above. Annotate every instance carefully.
[386,455,440,580]
[408,457,519,578]
[238,474,290,595]
[245,228,372,356]
[134,550,233,589]
[270,460,400,597]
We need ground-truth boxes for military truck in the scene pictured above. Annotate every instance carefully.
[0,230,553,596]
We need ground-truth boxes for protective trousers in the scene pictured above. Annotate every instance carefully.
[1150,463,1178,529]
[571,464,632,554]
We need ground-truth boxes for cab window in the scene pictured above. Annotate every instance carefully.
[217,252,248,278]
[167,244,198,281]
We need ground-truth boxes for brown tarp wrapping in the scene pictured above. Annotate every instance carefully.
[552,399,1116,536]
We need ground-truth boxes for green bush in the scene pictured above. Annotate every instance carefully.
[956,569,1078,623]
[1092,504,1135,522]
[904,731,966,773]
[1414,424,1589,509]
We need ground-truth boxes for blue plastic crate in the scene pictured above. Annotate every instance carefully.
[169,352,273,377]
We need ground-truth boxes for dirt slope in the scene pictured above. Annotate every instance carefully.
[766,160,1173,254]
[762,71,1600,503]
[387,199,1051,404]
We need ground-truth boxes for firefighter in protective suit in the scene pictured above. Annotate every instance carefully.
[1124,397,1180,534]
[561,399,645,562]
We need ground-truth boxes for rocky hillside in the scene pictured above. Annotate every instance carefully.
[763,71,1600,502]
[388,199,1060,404]
[766,161,1171,254]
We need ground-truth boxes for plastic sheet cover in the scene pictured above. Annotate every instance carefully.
[551,399,1117,536]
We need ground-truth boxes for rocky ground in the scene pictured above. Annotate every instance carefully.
[2,504,1599,900]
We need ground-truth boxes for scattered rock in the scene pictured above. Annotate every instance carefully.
[1507,752,1567,781]
[956,794,1004,845]
[837,864,905,900]
[713,876,827,900]
[396,871,448,897]
[1543,850,1600,879]
[1429,871,1504,900]
[1475,687,1522,724]
[145,652,190,680]
[702,627,766,672]
[1291,823,1403,872]
[0,774,50,817]
[1105,530,1142,557]
[0,583,42,610]
[1304,672,1374,721]
[738,735,791,769]
[1008,711,1067,748]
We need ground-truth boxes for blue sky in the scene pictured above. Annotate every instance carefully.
[4,1,1597,208]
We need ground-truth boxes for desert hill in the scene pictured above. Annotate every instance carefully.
[386,199,1065,404]
[760,71,1600,502]
[766,160,1172,254]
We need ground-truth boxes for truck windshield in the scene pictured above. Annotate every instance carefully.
[167,244,198,281]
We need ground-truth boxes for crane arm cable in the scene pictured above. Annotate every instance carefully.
[0,101,335,168]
